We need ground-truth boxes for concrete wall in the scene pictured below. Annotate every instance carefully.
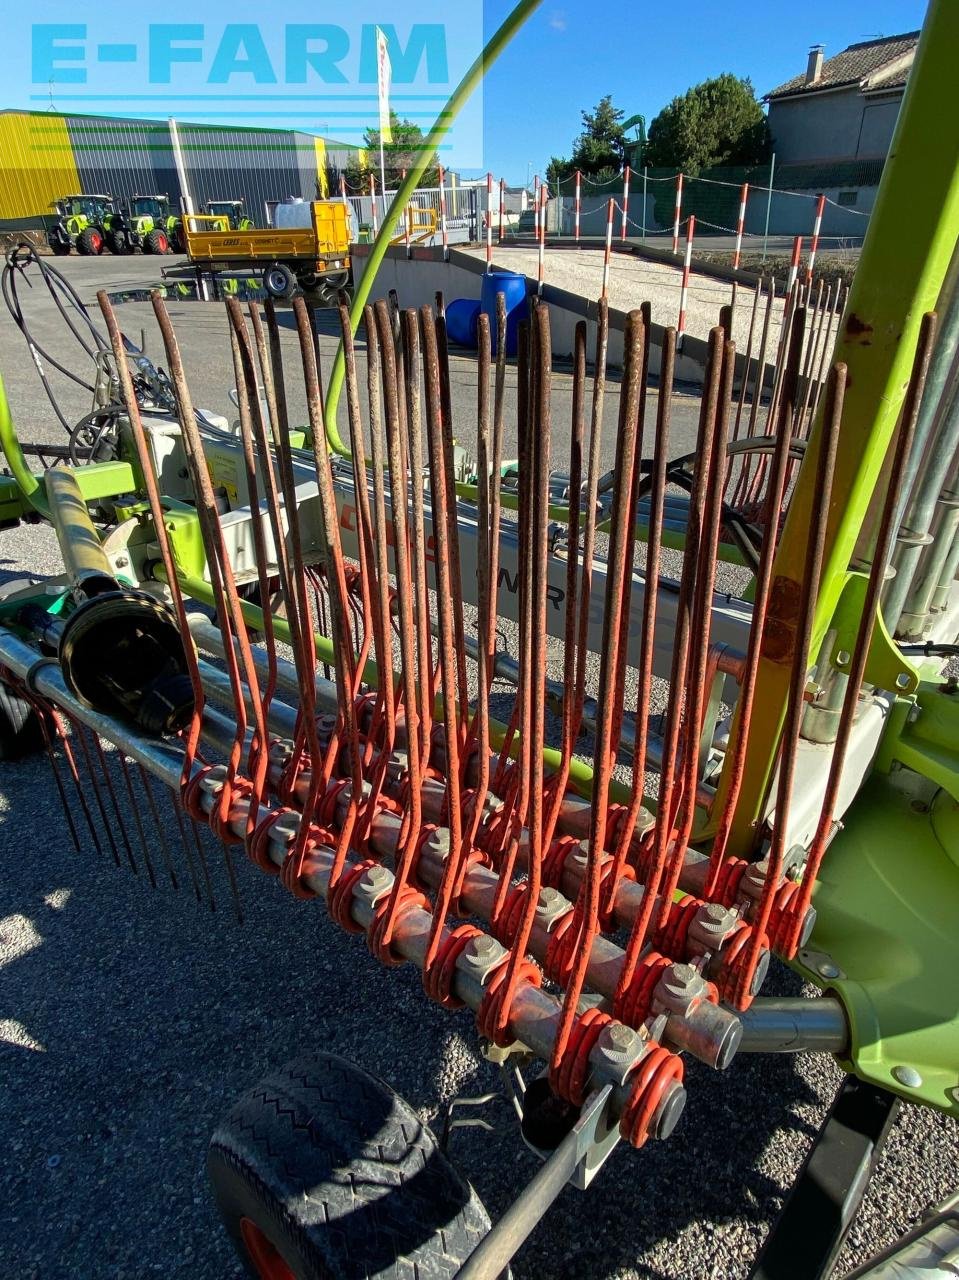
[767,87,903,164]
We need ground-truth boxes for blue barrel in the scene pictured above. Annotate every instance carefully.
[445,298,481,348]
[481,270,528,357]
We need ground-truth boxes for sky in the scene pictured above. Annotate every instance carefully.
[3,1,930,185]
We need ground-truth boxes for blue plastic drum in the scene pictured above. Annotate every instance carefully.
[480,270,528,356]
[444,298,481,348]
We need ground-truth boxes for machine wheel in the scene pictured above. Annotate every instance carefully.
[145,229,170,255]
[324,271,350,294]
[208,1054,491,1280]
[105,232,129,255]
[77,227,104,256]
[263,263,298,300]
[296,270,319,291]
[49,239,71,256]
[0,683,45,762]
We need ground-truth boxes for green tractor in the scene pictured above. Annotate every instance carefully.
[46,195,118,257]
[205,199,255,231]
[105,194,176,255]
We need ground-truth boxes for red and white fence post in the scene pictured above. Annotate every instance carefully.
[677,214,695,346]
[787,235,803,296]
[485,172,493,271]
[533,174,541,239]
[370,173,379,237]
[601,197,614,299]
[671,172,684,254]
[733,182,748,270]
[499,178,506,243]
[438,165,449,260]
[537,185,547,293]
[807,193,825,282]
[339,174,347,203]
[621,165,631,241]
[574,169,582,243]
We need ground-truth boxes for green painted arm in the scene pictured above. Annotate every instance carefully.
[0,372,49,518]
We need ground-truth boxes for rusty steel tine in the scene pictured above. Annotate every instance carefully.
[734,362,843,1006]
[292,295,365,882]
[98,292,205,784]
[434,306,470,733]
[705,308,809,899]
[571,298,610,741]
[364,306,398,743]
[796,282,833,438]
[90,731,137,871]
[399,309,434,764]
[169,793,203,903]
[488,292,508,663]
[75,721,121,865]
[794,278,825,433]
[31,704,82,854]
[117,752,158,889]
[220,838,245,924]
[465,310,494,853]
[188,817,217,911]
[748,307,807,510]
[604,327,676,911]
[151,295,251,828]
[226,302,281,826]
[785,314,937,956]
[732,280,776,512]
[664,335,736,918]
[434,290,446,319]
[733,281,762,441]
[495,303,554,1043]
[616,328,724,998]
[135,763,179,890]
[764,291,804,439]
[53,711,103,857]
[543,319,588,850]
[262,298,291,437]
[809,286,843,430]
[420,303,467,970]
[552,312,644,1063]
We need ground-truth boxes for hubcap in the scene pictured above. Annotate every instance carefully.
[239,1218,296,1280]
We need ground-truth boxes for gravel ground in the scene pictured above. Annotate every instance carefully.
[464,245,784,355]
[0,253,956,1280]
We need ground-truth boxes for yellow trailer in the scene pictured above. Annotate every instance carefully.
[180,201,351,300]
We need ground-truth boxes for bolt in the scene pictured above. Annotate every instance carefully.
[892,1064,923,1089]
[366,865,390,886]
[114,555,129,568]
[910,798,929,814]
[818,961,841,979]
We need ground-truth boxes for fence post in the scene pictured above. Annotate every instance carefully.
[370,173,379,237]
[486,172,493,271]
[678,213,695,347]
[671,172,684,254]
[734,182,748,270]
[537,185,547,294]
[762,152,776,263]
[807,192,825,282]
[621,164,631,241]
[602,197,614,299]
[499,178,506,243]
[533,174,541,239]
[438,164,449,260]
[642,166,648,243]
[574,169,581,243]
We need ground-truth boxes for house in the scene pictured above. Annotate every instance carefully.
[765,32,919,169]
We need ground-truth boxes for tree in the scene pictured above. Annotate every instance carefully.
[545,95,627,188]
[644,75,771,173]
[343,112,440,191]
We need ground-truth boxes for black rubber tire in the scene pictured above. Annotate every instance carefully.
[208,1054,491,1280]
[145,229,170,255]
[77,227,104,256]
[263,263,298,300]
[0,683,45,762]
[49,238,71,256]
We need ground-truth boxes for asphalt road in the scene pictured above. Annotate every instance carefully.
[0,252,956,1280]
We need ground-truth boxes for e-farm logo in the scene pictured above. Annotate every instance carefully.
[33,24,449,88]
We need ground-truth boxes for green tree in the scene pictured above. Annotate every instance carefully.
[545,95,628,189]
[344,112,440,191]
[644,75,771,173]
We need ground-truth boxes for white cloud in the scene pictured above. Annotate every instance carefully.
[549,11,567,31]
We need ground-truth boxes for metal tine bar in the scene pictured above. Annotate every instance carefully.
[733,281,762,440]
[292,295,366,890]
[747,306,807,510]
[551,310,644,1067]
[796,283,834,439]
[705,307,809,898]
[263,298,291,437]
[808,286,844,432]
[75,721,121,865]
[33,703,83,854]
[465,310,494,853]
[136,763,179,890]
[616,328,724,999]
[172,797,212,907]
[663,333,736,918]
[373,298,425,937]
[434,299,470,736]
[492,302,554,1046]
[150,296,252,832]
[604,327,676,913]
[117,752,158,888]
[421,301,467,972]
[733,360,845,1007]
[56,710,104,857]
[97,291,206,786]
[794,278,825,434]
[731,281,776,511]
[542,318,587,850]
[165,781,201,900]
[92,731,138,872]
[784,313,937,955]
[399,309,434,766]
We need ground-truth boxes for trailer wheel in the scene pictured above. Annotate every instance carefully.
[208,1054,491,1280]
[0,683,45,762]
[77,227,104,256]
[50,238,71,256]
[263,264,298,301]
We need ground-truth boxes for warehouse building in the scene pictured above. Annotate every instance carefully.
[0,109,362,231]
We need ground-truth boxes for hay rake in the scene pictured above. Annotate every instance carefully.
[2,4,959,1277]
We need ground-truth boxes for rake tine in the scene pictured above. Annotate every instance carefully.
[733,358,844,1006]
[56,712,104,857]
[188,815,217,912]
[794,278,824,433]
[262,298,291,436]
[747,307,807,509]
[732,280,776,512]
[733,280,762,441]
[33,704,83,854]
[808,286,843,430]
[169,793,203,903]
[364,306,398,749]
[90,734,138,872]
[75,722,121,865]
[466,310,494,848]
[136,764,179,890]
[795,282,833,438]
[117,752,158,889]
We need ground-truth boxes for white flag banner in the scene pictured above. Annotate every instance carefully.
[376,27,393,144]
